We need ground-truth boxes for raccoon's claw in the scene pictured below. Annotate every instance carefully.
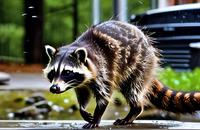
[82,122,99,129]
[113,119,132,125]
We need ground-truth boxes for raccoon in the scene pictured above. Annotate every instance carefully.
[43,20,200,128]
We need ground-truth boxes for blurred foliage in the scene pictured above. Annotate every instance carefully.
[44,0,73,47]
[44,0,150,46]
[0,0,23,25]
[0,0,24,62]
[0,0,150,61]
[159,67,200,91]
[128,0,150,15]
[0,24,24,62]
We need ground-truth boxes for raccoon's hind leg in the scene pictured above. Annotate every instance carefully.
[114,103,143,125]
[75,87,93,123]
[114,76,144,125]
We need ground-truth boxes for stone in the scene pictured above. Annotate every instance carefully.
[0,72,10,83]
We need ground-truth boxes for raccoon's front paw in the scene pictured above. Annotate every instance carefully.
[82,122,99,129]
[80,110,94,123]
[113,119,132,125]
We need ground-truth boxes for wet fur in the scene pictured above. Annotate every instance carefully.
[44,21,200,128]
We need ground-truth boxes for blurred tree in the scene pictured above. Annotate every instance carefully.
[24,0,44,63]
[72,0,78,40]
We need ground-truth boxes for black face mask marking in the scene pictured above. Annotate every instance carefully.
[47,69,56,82]
[61,69,85,84]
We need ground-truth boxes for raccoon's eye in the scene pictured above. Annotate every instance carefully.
[61,70,71,77]
[61,70,74,82]
[64,70,70,74]
[47,69,55,82]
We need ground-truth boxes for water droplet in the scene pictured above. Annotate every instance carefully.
[28,6,34,9]
[22,13,27,16]
[64,99,69,104]
[60,107,64,111]
[7,113,14,119]
[124,106,129,112]
[131,15,136,20]
[68,108,73,113]
[161,111,166,117]
[114,111,119,116]
[37,114,44,119]
[32,15,38,18]
[52,105,60,112]
[48,101,53,106]
[173,80,180,85]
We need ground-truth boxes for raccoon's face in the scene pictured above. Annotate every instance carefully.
[43,45,94,94]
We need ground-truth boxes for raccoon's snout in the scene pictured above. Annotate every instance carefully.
[50,85,60,94]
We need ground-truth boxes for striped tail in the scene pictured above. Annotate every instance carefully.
[149,79,200,113]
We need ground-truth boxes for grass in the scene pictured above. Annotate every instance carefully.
[159,68,200,91]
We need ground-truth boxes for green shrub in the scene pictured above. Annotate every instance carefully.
[159,67,200,91]
[0,0,23,25]
[0,24,24,62]
[44,0,73,47]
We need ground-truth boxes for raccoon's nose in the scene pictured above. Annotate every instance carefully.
[50,85,60,93]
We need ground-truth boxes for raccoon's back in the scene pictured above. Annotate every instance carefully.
[88,21,159,86]
[94,21,148,47]
[94,21,158,70]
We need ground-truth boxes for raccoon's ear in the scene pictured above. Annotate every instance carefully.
[45,45,56,60]
[73,47,87,63]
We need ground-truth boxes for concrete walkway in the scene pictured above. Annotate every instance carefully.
[1,120,200,129]
[0,73,50,90]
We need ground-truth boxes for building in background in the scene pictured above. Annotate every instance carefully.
[132,1,200,71]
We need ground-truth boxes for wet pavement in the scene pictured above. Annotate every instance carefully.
[0,73,49,90]
[1,120,200,129]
